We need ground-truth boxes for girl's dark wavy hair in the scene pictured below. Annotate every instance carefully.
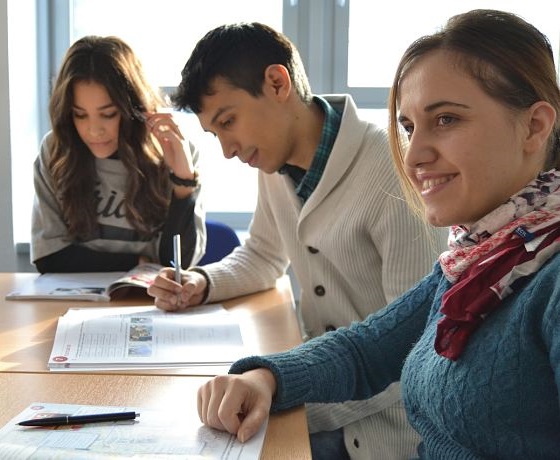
[48,35,170,241]
[388,9,560,219]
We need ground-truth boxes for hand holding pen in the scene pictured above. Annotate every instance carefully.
[148,268,208,312]
[148,234,208,311]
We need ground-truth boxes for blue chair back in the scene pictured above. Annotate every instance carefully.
[199,220,241,265]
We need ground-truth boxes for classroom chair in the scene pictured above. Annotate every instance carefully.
[199,220,241,265]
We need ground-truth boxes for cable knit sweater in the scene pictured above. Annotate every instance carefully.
[198,94,448,458]
[231,257,560,459]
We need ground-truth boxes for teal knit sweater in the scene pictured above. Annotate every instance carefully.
[231,256,560,459]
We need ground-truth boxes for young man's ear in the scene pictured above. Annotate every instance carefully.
[523,101,556,156]
[263,64,291,100]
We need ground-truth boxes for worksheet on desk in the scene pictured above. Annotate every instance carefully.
[48,304,247,370]
[0,402,267,459]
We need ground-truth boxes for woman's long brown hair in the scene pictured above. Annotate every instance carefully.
[48,35,171,241]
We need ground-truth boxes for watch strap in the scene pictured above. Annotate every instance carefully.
[169,171,199,187]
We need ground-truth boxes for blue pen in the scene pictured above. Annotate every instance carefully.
[173,234,182,283]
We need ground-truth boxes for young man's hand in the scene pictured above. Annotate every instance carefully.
[148,267,207,311]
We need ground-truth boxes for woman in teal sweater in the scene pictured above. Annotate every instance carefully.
[196,10,560,459]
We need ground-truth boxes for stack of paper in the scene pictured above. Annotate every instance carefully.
[48,305,246,371]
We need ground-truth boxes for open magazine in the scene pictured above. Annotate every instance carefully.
[0,402,267,459]
[48,305,246,371]
[5,263,163,301]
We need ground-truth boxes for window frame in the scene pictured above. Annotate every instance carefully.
[7,0,558,271]
[35,0,380,238]
[44,0,388,123]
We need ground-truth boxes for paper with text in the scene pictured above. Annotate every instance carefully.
[48,305,246,370]
[1,402,267,459]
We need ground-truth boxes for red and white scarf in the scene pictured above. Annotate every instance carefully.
[436,169,560,360]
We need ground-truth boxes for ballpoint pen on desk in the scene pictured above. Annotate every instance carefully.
[173,233,182,283]
[17,411,140,427]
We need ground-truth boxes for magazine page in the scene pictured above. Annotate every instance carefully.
[106,262,163,298]
[5,263,163,302]
[0,402,267,459]
[48,305,246,370]
[5,272,126,301]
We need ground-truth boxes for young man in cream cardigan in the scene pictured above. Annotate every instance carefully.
[148,22,447,460]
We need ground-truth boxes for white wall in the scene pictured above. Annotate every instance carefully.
[1,0,41,272]
[0,1,16,271]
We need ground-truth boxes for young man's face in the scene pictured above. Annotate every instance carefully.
[196,77,296,174]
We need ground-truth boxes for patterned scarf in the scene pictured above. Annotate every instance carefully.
[436,169,560,360]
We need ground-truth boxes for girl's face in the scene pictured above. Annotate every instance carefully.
[72,81,121,159]
[398,50,541,227]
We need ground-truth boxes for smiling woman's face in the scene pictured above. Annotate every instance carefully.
[72,80,121,159]
[398,50,541,228]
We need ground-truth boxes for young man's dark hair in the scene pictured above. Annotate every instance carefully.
[173,22,312,113]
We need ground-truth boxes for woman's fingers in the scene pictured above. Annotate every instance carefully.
[145,113,184,139]
[197,371,275,442]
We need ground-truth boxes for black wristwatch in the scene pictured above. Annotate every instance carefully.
[169,170,199,188]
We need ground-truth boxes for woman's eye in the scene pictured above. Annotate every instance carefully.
[73,112,86,120]
[221,118,233,128]
[437,115,455,127]
[101,112,118,119]
[401,124,414,138]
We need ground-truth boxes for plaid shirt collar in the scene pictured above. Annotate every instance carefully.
[279,96,342,203]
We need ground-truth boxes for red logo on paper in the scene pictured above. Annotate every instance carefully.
[52,356,68,362]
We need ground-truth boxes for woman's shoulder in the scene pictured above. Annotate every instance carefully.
[537,250,560,276]
[40,130,54,146]
[524,251,560,308]
[34,131,55,169]
[38,131,55,158]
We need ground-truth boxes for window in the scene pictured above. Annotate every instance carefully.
[12,0,286,254]
[339,0,559,108]
[6,0,560,270]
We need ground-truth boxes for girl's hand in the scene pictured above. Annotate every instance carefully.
[145,112,196,188]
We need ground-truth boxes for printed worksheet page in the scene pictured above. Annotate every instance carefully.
[48,305,247,370]
[0,402,267,459]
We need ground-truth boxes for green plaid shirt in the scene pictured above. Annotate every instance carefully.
[279,96,342,203]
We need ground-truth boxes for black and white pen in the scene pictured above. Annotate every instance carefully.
[18,411,139,427]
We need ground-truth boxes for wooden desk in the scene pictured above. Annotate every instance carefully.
[0,273,302,374]
[0,372,311,459]
[0,274,311,458]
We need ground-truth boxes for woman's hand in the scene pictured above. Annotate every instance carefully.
[145,112,196,197]
[198,368,277,443]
